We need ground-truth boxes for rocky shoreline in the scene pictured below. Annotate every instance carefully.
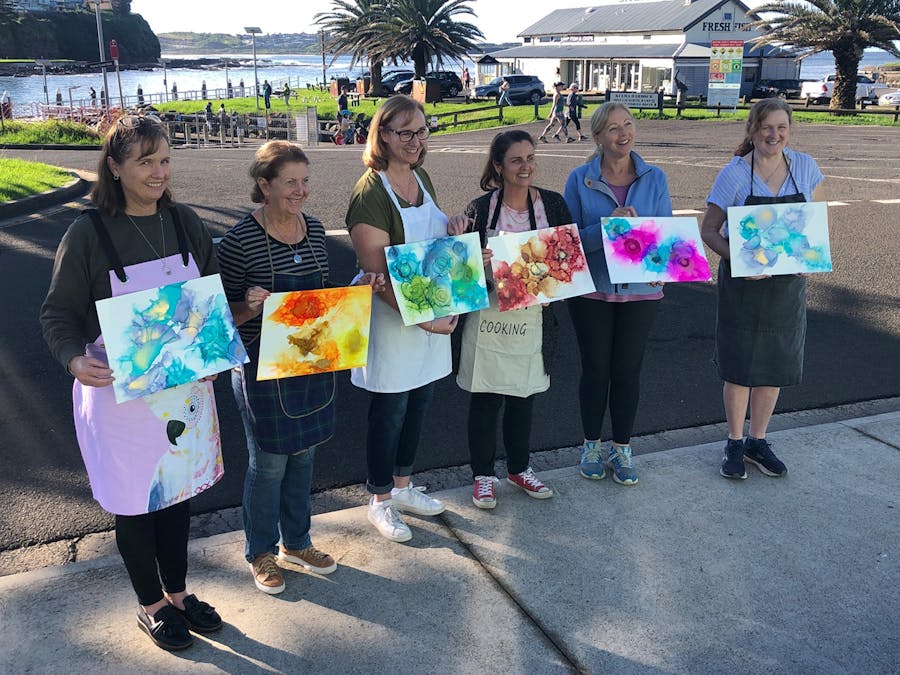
[0,58,248,78]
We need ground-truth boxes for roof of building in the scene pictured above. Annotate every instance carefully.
[518,0,754,36]
[489,41,794,60]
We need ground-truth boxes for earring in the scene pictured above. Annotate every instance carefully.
[113,174,120,180]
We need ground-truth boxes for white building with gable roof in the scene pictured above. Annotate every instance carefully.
[487,0,799,98]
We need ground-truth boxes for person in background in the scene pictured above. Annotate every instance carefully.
[539,82,572,143]
[283,82,291,105]
[700,98,825,480]
[89,86,97,106]
[462,67,472,101]
[346,95,469,543]
[497,78,511,107]
[263,80,272,109]
[137,84,144,106]
[40,114,223,650]
[337,86,349,120]
[456,130,572,508]
[566,82,587,141]
[563,101,672,486]
[219,141,385,594]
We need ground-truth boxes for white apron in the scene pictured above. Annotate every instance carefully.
[351,171,451,393]
[73,251,223,516]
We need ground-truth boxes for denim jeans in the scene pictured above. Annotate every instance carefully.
[366,381,436,494]
[233,370,315,563]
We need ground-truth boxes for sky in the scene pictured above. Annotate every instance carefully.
[128,0,552,45]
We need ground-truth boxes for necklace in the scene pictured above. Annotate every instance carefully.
[262,208,307,264]
[387,170,418,204]
[754,151,785,185]
[126,211,170,274]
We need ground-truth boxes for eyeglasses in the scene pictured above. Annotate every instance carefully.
[386,126,430,142]
[117,114,163,129]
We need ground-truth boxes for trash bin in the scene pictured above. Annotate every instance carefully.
[356,78,370,95]
[329,77,351,97]
[411,79,442,104]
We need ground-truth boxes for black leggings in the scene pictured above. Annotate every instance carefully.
[468,392,535,478]
[568,297,660,443]
[115,499,190,606]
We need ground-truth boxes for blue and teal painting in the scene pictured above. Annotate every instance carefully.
[96,274,249,403]
[385,231,489,326]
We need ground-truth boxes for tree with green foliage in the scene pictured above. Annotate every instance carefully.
[315,0,389,96]
[749,0,900,110]
[374,0,483,78]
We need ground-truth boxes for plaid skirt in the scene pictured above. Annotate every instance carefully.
[237,340,336,454]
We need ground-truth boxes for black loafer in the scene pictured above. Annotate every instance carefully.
[136,605,193,650]
[174,594,222,633]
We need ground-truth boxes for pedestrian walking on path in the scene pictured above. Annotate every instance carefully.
[700,98,826,480]
[563,101,673,486]
[453,130,572,508]
[40,114,224,651]
[539,82,572,143]
[346,95,470,543]
[566,82,588,141]
[219,141,385,594]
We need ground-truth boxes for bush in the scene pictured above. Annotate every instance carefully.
[0,119,101,145]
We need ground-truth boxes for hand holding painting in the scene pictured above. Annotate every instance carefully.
[244,285,271,314]
[67,354,114,387]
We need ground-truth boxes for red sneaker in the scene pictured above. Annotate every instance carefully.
[472,475,499,509]
[506,467,553,499]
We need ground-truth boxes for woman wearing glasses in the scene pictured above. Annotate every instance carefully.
[41,115,223,650]
[346,95,467,542]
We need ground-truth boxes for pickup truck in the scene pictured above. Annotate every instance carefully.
[800,74,878,104]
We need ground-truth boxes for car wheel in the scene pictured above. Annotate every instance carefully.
[530,91,541,104]
[449,86,459,97]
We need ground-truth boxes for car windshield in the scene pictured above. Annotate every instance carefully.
[487,77,503,86]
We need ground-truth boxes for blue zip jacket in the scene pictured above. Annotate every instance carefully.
[563,150,673,296]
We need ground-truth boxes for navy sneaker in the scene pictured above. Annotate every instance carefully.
[743,437,787,477]
[607,444,638,486]
[720,438,747,479]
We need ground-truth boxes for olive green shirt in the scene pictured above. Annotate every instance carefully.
[345,167,439,245]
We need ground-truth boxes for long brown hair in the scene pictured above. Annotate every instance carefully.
[479,129,535,192]
[735,98,793,156]
[92,115,172,217]
[362,95,427,171]
[248,141,310,203]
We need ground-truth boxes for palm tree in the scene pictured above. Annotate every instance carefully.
[748,0,900,110]
[315,0,390,97]
[375,0,484,78]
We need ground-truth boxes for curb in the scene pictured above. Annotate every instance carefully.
[0,171,91,219]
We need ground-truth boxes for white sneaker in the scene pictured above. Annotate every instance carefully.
[367,497,412,542]
[391,481,445,516]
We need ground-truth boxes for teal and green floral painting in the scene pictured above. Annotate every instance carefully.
[727,202,832,277]
[385,232,489,326]
[96,274,248,404]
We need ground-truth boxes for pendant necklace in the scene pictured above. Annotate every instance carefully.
[501,201,530,226]
[127,212,170,274]
[262,208,306,264]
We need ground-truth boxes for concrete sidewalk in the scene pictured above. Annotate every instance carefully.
[1,412,898,674]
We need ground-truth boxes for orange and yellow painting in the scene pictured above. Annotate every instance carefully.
[257,286,372,380]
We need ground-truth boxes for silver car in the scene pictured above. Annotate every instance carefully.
[878,90,900,106]
[474,75,546,104]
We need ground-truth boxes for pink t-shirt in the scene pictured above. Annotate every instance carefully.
[487,190,549,233]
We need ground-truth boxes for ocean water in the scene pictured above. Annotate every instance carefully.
[0,49,895,116]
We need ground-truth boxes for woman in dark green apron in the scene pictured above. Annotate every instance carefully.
[701,99,826,480]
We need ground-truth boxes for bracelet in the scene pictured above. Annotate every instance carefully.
[429,320,435,333]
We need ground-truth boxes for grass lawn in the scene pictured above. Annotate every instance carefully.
[0,119,101,145]
[0,158,73,202]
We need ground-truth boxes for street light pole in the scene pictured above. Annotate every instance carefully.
[244,27,262,111]
[160,59,168,103]
[90,1,112,113]
[35,60,51,105]
[67,85,82,119]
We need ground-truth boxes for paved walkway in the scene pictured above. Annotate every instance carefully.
[2,411,897,673]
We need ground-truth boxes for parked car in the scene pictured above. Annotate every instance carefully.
[800,74,878,104]
[377,70,414,96]
[474,75,546,104]
[394,71,464,98]
[753,78,803,99]
[878,90,900,106]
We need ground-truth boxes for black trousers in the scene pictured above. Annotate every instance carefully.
[468,392,535,478]
[115,499,190,606]
[568,297,660,443]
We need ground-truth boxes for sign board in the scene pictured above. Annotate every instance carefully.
[608,91,660,109]
[294,106,319,146]
[89,60,115,69]
[707,40,743,109]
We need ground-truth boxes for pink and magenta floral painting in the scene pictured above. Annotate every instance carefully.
[600,217,711,284]
[726,202,831,277]
[488,224,595,311]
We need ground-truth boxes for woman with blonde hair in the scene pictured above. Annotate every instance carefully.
[563,101,672,486]
[346,95,468,542]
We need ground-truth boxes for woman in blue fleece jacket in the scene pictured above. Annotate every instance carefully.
[563,101,672,486]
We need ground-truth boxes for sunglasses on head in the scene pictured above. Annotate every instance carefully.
[117,114,163,129]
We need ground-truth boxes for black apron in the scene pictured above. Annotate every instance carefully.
[236,252,336,454]
[715,152,808,387]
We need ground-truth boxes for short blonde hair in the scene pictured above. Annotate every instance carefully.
[362,95,427,171]
[586,101,634,162]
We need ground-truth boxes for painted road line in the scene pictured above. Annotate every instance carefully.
[326,229,350,237]
[673,209,703,215]
[873,199,900,204]
[827,201,850,206]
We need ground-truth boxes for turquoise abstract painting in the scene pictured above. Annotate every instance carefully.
[727,202,831,277]
[96,274,248,404]
[385,231,489,326]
